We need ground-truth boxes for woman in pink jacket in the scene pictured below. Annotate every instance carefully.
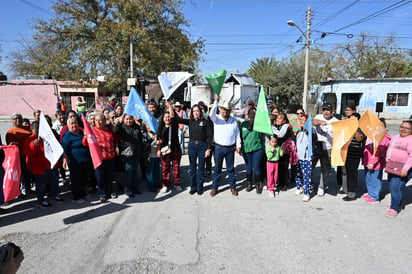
[362,118,391,203]
[385,121,412,218]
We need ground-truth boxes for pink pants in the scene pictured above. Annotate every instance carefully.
[266,161,279,191]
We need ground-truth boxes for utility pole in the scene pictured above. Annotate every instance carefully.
[130,41,133,78]
[302,6,312,113]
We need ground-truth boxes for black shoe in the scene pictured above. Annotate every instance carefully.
[338,190,346,195]
[342,196,357,201]
[197,190,204,195]
[189,189,197,195]
[99,197,107,202]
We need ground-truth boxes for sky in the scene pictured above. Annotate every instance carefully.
[1,0,412,79]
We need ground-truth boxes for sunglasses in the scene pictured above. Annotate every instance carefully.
[296,112,304,115]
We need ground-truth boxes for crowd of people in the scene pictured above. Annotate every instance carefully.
[1,95,412,219]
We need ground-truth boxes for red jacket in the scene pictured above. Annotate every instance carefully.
[24,134,50,175]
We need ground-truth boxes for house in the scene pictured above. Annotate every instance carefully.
[0,79,118,117]
[309,78,412,118]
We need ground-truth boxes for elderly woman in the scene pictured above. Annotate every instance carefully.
[174,104,213,195]
[62,117,90,203]
[87,113,119,202]
[385,120,412,218]
[88,112,96,127]
[113,114,143,197]
[156,101,182,193]
[240,107,265,194]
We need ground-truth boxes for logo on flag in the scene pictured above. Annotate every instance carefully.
[39,112,64,167]
[331,117,358,166]
[359,110,387,156]
[1,145,21,203]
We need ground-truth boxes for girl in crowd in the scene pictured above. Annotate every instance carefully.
[157,101,183,192]
[240,107,265,194]
[295,114,312,202]
[272,112,294,193]
[342,111,365,202]
[362,118,391,204]
[266,136,283,197]
[385,121,412,218]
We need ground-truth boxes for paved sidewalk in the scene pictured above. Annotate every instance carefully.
[1,153,412,273]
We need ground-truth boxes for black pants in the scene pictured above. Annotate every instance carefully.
[345,157,361,194]
[69,162,88,200]
[277,154,290,189]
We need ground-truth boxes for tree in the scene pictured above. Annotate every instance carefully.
[339,32,412,78]
[10,0,204,90]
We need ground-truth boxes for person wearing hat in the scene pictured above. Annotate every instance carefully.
[105,95,117,112]
[209,96,242,197]
[312,102,339,196]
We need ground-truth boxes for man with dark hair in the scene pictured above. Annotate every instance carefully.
[5,113,33,196]
[76,96,87,118]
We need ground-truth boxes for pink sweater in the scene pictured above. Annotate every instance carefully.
[386,134,412,172]
[362,134,391,170]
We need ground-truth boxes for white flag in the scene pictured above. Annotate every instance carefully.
[158,72,194,99]
[39,111,64,167]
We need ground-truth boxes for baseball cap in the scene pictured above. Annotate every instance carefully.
[321,102,333,110]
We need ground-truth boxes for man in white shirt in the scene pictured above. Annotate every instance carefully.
[52,110,65,135]
[209,96,242,196]
[312,102,338,196]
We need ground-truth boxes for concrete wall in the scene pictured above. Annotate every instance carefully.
[0,84,56,117]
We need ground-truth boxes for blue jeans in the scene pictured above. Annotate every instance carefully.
[94,158,115,198]
[213,145,236,190]
[364,169,383,201]
[123,156,141,196]
[389,170,412,210]
[146,157,161,192]
[188,141,208,191]
[178,129,185,153]
[243,149,264,176]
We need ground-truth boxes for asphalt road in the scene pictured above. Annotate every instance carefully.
[1,119,411,273]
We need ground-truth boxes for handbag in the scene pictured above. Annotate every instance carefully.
[385,159,403,176]
[385,135,404,176]
[160,126,172,156]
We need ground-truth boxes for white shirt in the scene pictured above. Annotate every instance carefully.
[314,113,338,150]
[52,120,64,135]
[210,101,241,148]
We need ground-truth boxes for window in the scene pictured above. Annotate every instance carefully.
[386,93,409,106]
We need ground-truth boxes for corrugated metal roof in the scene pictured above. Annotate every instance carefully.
[225,74,257,86]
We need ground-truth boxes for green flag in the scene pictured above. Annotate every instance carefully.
[205,69,227,95]
[253,86,273,136]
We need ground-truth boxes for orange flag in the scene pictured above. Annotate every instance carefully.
[331,117,359,166]
[359,110,387,156]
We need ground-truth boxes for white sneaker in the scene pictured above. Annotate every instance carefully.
[317,188,325,197]
[302,195,310,202]
[268,191,275,198]
[174,185,182,191]
[295,188,303,195]
[262,185,268,190]
[160,186,168,193]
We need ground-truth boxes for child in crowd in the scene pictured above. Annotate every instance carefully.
[266,136,283,197]
[295,114,312,202]
[362,118,391,203]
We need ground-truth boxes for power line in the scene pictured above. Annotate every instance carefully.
[18,0,54,17]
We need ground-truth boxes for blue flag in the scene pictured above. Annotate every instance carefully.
[304,114,313,159]
[124,87,159,132]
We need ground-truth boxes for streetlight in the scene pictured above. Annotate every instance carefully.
[287,8,311,112]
